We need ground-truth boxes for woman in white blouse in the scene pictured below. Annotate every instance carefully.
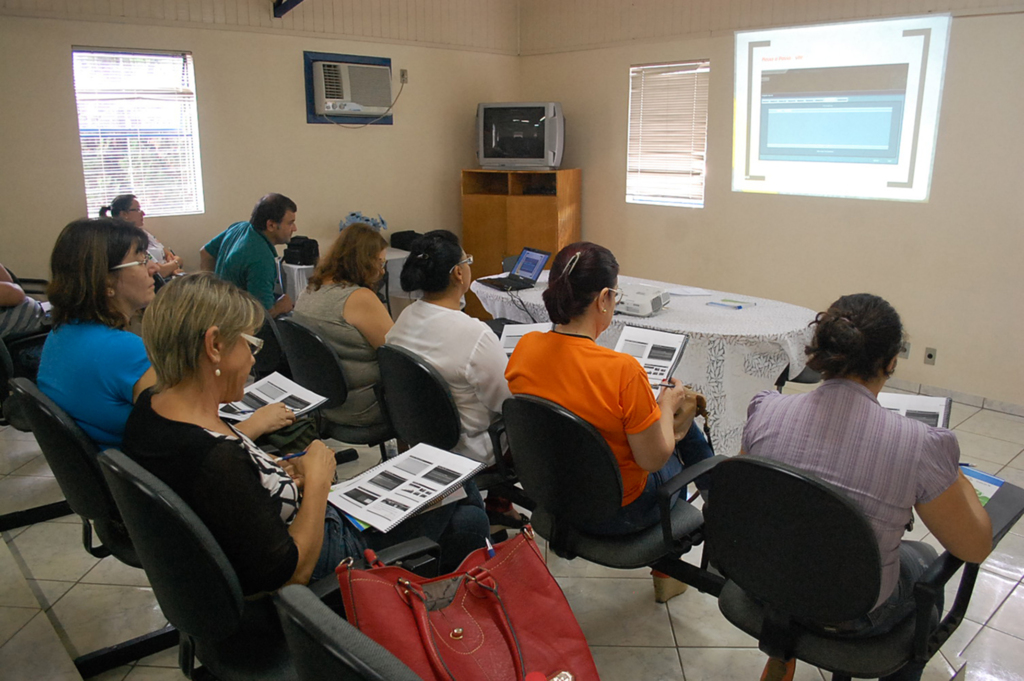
[387,230,525,527]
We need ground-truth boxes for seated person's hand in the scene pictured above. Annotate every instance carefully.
[666,383,703,441]
[290,440,336,493]
[243,402,296,438]
[156,259,182,278]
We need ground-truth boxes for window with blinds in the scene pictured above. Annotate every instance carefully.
[626,60,710,208]
[72,49,204,217]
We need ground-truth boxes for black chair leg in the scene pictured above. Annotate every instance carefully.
[0,500,72,532]
[651,555,725,597]
[74,624,178,678]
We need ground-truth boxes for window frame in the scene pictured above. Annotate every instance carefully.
[626,59,711,209]
[72,47,205,219]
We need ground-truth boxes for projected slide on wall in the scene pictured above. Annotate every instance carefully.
[733,15,951,202]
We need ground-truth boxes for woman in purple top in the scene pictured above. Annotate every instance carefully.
[742,293,991,681]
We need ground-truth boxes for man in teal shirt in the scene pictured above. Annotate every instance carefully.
[201,194,298,317]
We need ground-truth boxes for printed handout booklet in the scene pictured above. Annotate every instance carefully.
[219,372,327,421]
[614,326,689,398]
[962,467,1003,507]
[328,443,484,533]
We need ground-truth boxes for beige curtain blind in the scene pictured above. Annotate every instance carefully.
[627,60,710,208]
[72,50,205,217]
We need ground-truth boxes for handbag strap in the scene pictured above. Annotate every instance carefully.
[398,574,527,681]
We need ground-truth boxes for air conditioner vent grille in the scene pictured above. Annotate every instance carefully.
[321,63,344,100]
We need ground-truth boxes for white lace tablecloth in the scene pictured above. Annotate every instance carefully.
[471,274,816,456]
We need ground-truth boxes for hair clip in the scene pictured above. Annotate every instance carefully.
[562,252,581,279]
[415,252,430,261]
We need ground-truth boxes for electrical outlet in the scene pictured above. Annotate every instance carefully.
[924,347,937,365]
[898,341,910,359]
[400,69,408,84]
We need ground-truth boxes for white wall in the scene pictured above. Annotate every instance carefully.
[0,14,519,277]
[519,13,1024,405]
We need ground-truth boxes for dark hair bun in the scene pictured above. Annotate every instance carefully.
[542,242,618,325]
[398,230,462,293]
[805,293,903,380]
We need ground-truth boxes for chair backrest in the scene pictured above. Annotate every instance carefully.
[705,456,881,624]
[501,255,518,273]
[275,584,422,681]
[276,317,349,409]
[8,378,111,521]
[377,345,461,451]
[253,309,290,379]
[502,395,623,527]
[98,449,245,640]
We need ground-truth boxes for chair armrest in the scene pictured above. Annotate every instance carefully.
[372,537,442,572]
[371,383,397,444]
[487,418,509,477]
[307,537,443,613]
[657,455,727,548]
[911,551,975,661]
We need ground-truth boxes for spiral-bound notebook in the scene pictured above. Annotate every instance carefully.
[327,443,485,533]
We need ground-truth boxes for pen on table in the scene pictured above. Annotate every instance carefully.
[706,301,744,310]
[279,450,308,462]
[959,462,977,468]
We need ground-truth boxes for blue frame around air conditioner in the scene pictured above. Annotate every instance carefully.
[303,51,393,126]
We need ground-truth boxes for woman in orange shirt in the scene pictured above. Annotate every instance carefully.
[505,242,713,598]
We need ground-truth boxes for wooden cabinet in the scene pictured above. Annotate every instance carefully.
[461,168,581,319]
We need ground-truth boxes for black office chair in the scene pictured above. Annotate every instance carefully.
[6,378,176,675]
[3,266,48,296]
[0,331,48,429]
[377,344,532,510]
[502,394,725,593]
[0,338,72,531]
[98,448,297,681]
[704,456,980,681]
[275,584,422,681]
[252,309,291,380]
[276,317,393,458]
[774,364,822,392]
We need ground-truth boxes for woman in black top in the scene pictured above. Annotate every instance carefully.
[124,273,489,594]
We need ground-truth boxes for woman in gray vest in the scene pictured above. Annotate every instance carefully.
[292,223,391,428]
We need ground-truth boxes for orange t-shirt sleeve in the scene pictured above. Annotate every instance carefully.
[620,363,661,435]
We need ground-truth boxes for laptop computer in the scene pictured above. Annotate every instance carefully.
[479,247,551,291]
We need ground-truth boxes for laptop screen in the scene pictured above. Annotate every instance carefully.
[511,248,550,281]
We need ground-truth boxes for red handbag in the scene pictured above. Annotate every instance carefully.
[337,526,599,681]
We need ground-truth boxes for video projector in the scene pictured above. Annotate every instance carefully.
[615,283,670,317]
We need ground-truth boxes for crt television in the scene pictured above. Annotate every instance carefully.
[477,102,565,170]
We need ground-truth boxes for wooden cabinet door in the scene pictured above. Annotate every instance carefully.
[506,197,560,256]
[461,195,507,280]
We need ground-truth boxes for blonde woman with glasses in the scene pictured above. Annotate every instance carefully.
[124,273,489,592]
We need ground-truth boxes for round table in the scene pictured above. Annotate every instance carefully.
[471,274,817,456]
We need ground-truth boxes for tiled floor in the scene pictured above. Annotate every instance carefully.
[2,385,1024,680]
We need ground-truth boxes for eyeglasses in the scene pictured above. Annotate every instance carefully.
[240,332,264,356]
[449,254,474,274]
[109,252,154,271]
[610,287,623,304]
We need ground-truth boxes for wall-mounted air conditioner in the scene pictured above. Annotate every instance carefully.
[312,61,393,116]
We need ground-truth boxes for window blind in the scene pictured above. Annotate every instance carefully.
[72,50,205,217]
[626,60,710,208]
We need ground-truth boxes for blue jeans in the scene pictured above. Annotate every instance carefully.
[311,480,490,580]
[580,422,714,536]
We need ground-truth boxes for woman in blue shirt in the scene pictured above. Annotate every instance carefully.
[37,217,290,448]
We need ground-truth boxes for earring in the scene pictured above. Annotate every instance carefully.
[602,308,607,313]
[107,289,115,297]
[214,368,221,377]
